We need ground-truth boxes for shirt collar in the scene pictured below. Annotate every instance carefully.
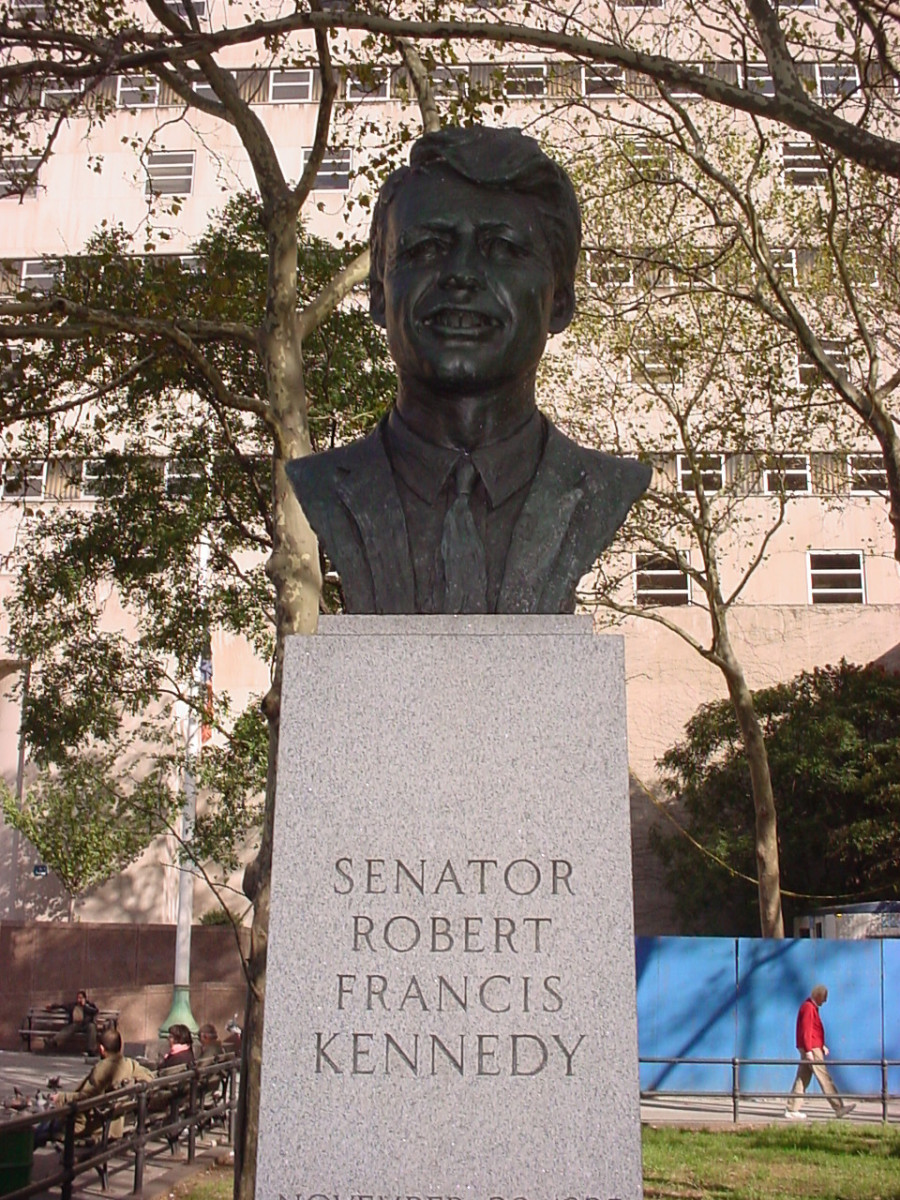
[385,407,545,507]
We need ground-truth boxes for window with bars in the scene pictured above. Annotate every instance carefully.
[808,550,864,603]
[848,453,887,494]
[0,157,41,199]
[165,458,204,499]
[634,554,690,606]
[783,141,827,186]
[20,258,60,292]
[269,69,314,102]
[1,459,46,500]
[797,340,850,386]
[345,69,389,101]
[677,454,726,493]
[117,74,160,107]
[745,64,775,96]
[583,65,625,98]
[764,454,811,494]
[145,151,195,195]
[300,147,351,190]
[504,65,548,98]
[818,63,859,99]
[81,458,125,498]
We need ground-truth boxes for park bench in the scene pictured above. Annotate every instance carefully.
[17,1007,120,1053]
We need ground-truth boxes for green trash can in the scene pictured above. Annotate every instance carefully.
[0,1126,34,1197]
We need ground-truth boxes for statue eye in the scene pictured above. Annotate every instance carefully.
[401,236,446,263]
[482,234,527,260]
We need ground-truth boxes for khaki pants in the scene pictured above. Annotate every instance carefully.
[787,1048,844,1113]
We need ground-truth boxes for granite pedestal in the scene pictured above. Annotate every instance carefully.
[257,616,642,1200]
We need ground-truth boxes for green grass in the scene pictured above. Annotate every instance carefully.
[643,1123,900,1199]
[177,1125,900,1200]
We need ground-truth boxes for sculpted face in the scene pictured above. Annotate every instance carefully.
[371,168,574,397]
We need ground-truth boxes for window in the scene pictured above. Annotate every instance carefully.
[628,139,672,180]
[677,454,726,493]
[745,64,775,97]
[192,71,235,103]
[504,65,548,98]
[634,554,690,606]
[10,0,48,17]
[771,247,798,285]
[632,345,681,386]
[20,258,60,292]
[0,156,41,199]
[81,458,125,498]
[818,64,859,99]
[666,63,706,99]
[1,459,46,500]
[345,69,388,101]
[783,141,827,186]
[165,458,203,499]
[40,80,84,109]
[163,0,207,18]
[429,65,469,100]
[117,74,160,108]
[145,151,195,195]
[764,454,810,494]
[300,147,351,190]
[269,69,314,103]
[848,453,887,494]
[797,340,850,386]
[585,249,634,288]
[808,550,865,603]
[615,0,665,7]
[583,65,624,98]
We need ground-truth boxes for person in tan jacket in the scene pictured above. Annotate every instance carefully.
[51,1028,153,1140]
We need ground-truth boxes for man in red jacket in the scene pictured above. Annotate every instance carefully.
[785,984,856,1119]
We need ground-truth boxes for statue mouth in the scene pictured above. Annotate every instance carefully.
[422,308,501,332]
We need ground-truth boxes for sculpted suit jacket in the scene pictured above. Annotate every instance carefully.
[287,414,651,614]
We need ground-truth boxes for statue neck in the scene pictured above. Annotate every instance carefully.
[394,379,537,452]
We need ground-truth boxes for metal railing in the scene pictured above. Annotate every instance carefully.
[0,1056,238,1199]
[640,1055,900,1122]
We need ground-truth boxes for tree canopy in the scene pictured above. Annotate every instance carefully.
[653,661,900,935]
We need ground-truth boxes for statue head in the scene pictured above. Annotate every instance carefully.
[368,127,582,402]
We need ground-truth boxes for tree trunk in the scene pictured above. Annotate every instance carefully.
[717,634,784,938]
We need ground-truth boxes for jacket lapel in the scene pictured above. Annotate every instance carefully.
[498,430,585,613]
[333,430,416,613]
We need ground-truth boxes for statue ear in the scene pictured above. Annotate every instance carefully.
[549,283,575,334]
[370,279,386,328]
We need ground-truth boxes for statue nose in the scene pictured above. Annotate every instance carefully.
[441,240,484,289]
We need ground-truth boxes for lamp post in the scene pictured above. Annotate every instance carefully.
[159,532,210,1038]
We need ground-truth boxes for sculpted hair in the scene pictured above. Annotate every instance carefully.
[370,126,582,292]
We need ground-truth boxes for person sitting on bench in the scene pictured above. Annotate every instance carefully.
[46,990,99,1053]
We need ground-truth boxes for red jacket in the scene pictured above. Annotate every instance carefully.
[796,997,825,1051]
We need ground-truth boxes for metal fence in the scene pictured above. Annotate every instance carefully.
[0,1057,238,1200]
[640,1054,900,1122]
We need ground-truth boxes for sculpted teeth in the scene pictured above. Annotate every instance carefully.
[425,310,497,329]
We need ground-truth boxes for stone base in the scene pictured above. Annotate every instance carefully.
[258,616,642,1200]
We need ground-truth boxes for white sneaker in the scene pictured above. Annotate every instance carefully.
[784,1109,807,1120]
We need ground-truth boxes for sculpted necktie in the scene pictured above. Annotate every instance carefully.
[441,457,488,614]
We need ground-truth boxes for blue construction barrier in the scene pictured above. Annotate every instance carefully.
[636,936,896,1096]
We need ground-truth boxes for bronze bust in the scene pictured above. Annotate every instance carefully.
[288,127,650,614]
